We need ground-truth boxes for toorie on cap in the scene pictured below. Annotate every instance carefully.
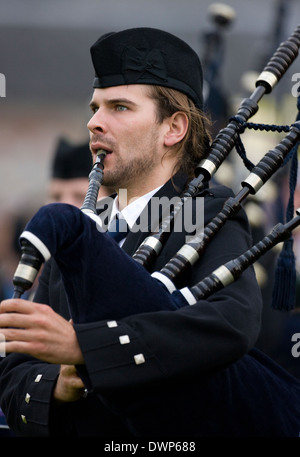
[90,27,204,110]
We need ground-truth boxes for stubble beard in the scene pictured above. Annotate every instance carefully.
[103,129,161,193]
[105,154,157,188]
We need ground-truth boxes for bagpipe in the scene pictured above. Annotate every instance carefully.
[12,24,300,311]
[9,24,300,436]
[13,122,300,322]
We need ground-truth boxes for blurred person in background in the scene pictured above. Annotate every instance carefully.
[0,137,112,302]
[47,137,114,206]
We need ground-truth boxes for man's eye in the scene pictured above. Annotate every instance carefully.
[91,107,98,114]
[116,105,127,112]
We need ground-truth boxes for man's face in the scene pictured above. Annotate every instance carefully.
[87,84,168,192]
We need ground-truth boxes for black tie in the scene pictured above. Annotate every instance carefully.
[107,216,129,243]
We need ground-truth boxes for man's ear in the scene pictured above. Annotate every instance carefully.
[163,112,188,147]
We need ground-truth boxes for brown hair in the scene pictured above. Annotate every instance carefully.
[147,85,212,179]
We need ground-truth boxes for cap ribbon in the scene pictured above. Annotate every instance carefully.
[122,46,168,83]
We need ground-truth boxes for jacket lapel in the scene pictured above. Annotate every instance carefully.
[122,172,189,256]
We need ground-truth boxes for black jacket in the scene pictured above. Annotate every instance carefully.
[0,174,268,436]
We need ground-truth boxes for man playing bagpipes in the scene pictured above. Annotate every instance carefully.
[0,27,300,437]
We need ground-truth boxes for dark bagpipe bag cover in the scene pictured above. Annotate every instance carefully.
[20,203,181,323]
[20,202,300,436]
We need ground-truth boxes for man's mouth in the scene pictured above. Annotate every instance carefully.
[91,145,113,156]
[97,148,111,156]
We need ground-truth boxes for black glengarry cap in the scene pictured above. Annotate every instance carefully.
[51,138,92,180]
[90,27,204,110]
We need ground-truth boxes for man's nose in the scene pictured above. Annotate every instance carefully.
[87,109,107,134]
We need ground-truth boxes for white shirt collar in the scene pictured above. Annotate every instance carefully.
[109,185,162,229]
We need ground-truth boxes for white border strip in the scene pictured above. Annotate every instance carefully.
[151,271,176,293]
[179,287,197,305]
[21,231,51,261]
